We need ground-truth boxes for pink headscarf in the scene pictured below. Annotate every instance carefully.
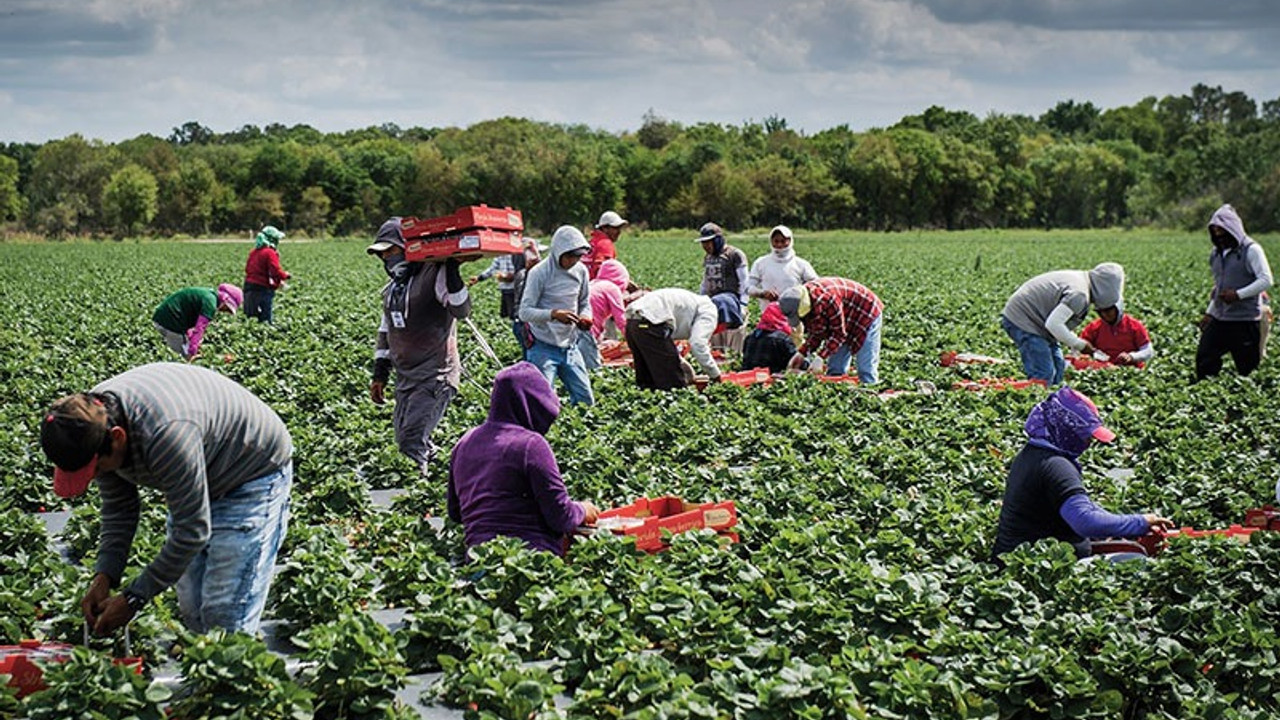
[596,259,630,292]
[217,283,243,313]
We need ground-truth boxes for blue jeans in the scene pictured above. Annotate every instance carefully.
[527,339,594,405]
[174,461,292,634]
[1002,316,1064,385]
[826,314,882,384]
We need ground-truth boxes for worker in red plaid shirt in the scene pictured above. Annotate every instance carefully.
[776,278,884,384]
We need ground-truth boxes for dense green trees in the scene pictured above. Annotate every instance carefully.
[3,83,1279,238]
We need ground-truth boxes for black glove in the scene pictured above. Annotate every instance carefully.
[444,259,465,294]
[372,358,392,383]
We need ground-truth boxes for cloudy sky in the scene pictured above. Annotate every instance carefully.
[2,0,1278,144]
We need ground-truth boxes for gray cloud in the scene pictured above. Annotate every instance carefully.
[0,2,160,58]
[917,0,1280,32]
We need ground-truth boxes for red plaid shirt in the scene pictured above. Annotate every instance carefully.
[799,278,883,358]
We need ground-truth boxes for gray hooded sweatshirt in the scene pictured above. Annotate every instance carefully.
[518,226,592,347]
[1207,204,1273,322]
[1003,263,1125,350]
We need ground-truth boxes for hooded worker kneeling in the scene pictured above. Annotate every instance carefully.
[447,362,599,556]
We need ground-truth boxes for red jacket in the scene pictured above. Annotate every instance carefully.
[245,246,290,288]
[583,229,616,280]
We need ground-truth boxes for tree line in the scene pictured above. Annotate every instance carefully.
[1,83,1278,239]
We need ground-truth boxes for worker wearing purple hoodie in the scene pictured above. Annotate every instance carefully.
[447,362,599,556]
[991,387,1171,564]
[1196,204,1274,380]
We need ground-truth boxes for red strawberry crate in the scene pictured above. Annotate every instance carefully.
[1167,524,1260,544]
[401,205,523,239]
[951,377,1047,392]
[1090,530,1167,557]
[1243,506,1280,530]
[816,375,860,385]
[1,637,142,698]
[720,369,774,388]
[595,495,738,553]
[404,228,525,262]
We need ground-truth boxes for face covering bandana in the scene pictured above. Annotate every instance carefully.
[384,255,420,328]
[383,253,407,278]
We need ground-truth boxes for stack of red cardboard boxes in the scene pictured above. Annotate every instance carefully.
[400,205,524,262]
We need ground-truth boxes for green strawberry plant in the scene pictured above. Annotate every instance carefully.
[294,611,417,720]
[170,629,314,720]
[19,646,170,720]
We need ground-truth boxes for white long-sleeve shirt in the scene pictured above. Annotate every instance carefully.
[745,252,818,313]
[625,288,721,379]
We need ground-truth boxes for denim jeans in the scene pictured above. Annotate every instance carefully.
[1002,316,1064,385]
[527,339,595,405]
[174,461,292,634]
[826,314,882,384]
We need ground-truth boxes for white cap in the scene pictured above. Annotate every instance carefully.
[770,225,793,241]
[596,211,628,228]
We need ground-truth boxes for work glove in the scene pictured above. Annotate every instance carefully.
[444,259,465,294]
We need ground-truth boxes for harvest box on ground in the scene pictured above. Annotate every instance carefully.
[1,640,142,698]
[595,495,738,552]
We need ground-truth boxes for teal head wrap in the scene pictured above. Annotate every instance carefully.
[255,225,285,249]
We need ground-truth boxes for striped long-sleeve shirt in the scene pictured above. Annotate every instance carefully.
[798,278,884,358]
[92,363,292,601]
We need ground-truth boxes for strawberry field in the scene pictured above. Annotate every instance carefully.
[4,228,1280,719]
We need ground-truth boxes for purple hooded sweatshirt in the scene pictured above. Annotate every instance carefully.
[447,361,586,555]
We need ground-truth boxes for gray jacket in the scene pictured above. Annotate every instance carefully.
[1003,263,1125,342]
[518,227,591,347]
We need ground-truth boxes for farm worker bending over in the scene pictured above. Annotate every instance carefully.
[590,259,641,341]
[745,225,818,315]
[152,284,242,360]
[468,253,519,319]
[243,225,291,324]
[518,225,595,405]
[1001,263,1125,386]
[779,277,884,384]
[367,217,471,476]
[991,387,1171,565]
[39,363,293,635]
[1196,204,1273,380]
[742,303,802,374]
[624,288,722,390]
[1077,304,1153,367]
[696,222,749,355]
[448,362,600,556]
[584,210,628,279]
